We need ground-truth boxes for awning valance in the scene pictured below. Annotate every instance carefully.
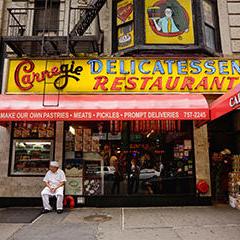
[0,94,209,121]
[210,84,240,121]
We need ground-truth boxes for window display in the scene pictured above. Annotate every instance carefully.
[11,140,54,175]
[11,122,55,175]
[64,120,195,197]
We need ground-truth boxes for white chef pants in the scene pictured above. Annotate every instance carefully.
[41,187,64,210]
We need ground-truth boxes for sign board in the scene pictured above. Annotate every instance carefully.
[6,58,240,94]
[65,178,83,196]
[117,0,134,26]
[145,0,194,44]
[0,109,209,121]
[118,22,134,50]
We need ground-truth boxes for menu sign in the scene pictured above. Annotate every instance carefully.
[83,160,103,196]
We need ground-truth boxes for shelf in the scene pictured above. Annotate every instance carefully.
[17,159,50,162]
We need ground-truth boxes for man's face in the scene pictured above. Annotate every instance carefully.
[165,8,173,18]
[49,166,58,173]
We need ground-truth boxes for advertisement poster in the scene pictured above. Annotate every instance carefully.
[118,22,134,50]
[83,158,103,196]
[145,0,194,44]
[117,0,134,26]
[65,177,83,196]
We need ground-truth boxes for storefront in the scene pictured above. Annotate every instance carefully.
[206,84,240,207]
[0,58,239,207]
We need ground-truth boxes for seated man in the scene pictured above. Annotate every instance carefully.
[41,161,66,214]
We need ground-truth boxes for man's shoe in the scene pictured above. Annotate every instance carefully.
[57,209,63,214]
[41,209,51,214]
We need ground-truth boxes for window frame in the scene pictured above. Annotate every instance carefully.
[33,0,60,36]
[201,0,222,54]
[9,122,56,177]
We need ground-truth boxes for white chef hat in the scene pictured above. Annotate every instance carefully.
[50,161,59,167]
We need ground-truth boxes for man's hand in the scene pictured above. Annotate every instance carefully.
[50,187,56,193]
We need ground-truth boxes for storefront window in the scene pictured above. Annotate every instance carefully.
[10,122,55,175]
[64,120,195,197]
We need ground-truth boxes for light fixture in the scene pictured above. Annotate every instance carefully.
[69,126,76,135]
[25,142,51,145]
[146,130,154,138]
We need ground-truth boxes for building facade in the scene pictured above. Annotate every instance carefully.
[0,0,239,207]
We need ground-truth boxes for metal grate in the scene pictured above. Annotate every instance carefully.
[69,0,107,36]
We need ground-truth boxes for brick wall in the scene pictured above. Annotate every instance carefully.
[218,0,240,55]
[228,0,240,53]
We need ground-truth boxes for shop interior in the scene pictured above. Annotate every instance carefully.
[208,111,240,206]
[10,122,55,175]
[63,120,196,197]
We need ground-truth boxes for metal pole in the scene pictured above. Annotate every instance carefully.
[41,0,48,56]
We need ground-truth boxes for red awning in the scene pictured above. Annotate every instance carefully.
[210,84,240,121]
[0,94,209,121]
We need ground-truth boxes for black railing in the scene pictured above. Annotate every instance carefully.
[5,3,105,57]
[6,6,101,37]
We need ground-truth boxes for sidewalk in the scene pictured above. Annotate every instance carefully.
[1,206,240,240]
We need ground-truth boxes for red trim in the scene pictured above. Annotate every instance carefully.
[210,84,240,121]
[0,94,209,121]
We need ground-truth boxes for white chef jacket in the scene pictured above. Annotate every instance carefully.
[43,169,66,188]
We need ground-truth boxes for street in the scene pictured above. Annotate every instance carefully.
[0,206,240,240]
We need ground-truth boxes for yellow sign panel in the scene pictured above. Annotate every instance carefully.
[117,0,134,26]
[145,0,194,44]
[6,58,240,94]
[118,23,134,50]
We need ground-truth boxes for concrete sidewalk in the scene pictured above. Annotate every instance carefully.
[1,206,240,240]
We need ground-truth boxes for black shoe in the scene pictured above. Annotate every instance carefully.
[41,209,51,214]
[57,209,63,214]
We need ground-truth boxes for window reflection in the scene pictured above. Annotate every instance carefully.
[64,121,195,197]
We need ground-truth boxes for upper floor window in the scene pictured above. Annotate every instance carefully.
[202,0,219,51]
[33,0,60,36]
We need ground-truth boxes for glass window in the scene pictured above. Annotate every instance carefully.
[10,122,55,176]
[64,120,195,197]
[33,0,60,35]
[205,24,216,50]
[203,0,218,51]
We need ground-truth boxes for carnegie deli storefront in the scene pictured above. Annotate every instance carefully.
[0,58,239,207]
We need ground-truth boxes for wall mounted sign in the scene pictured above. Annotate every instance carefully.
[6,58,240,94]
[117,0,134,26]
[65,178,83,196]
[210,84,240,121]
[145,0,194,44]
[118,22,134,50]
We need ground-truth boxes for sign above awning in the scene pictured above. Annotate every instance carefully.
[6,58,240,94]
[0,94,209,121]
[210,84,240,121]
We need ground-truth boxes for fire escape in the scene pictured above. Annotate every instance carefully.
[3,0,107,57]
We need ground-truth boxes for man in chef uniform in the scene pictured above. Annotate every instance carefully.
[41,161,66,214]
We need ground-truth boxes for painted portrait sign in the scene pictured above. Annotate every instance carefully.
[145,0,194,44]
[117,0,134,26]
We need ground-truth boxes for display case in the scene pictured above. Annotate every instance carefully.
[10,121,55,176]
[11,140,54,175]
